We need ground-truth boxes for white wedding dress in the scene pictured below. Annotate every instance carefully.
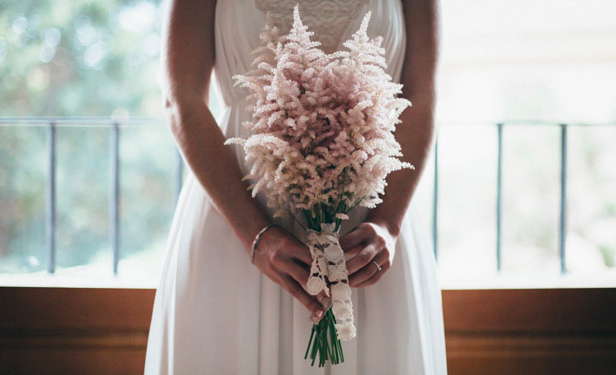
[144,0,448,374]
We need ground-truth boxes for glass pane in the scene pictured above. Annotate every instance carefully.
[568,125,616,279]
[437,124,498,282]
[117,125,176,282]
[55,125,110,276]
[0,125,47,273]
[501,125,560,275]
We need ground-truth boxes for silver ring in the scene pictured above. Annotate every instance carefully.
[372,260,382,272]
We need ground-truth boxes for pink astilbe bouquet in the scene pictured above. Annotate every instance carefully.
[225,5,412,367]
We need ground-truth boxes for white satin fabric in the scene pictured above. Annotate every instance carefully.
[144,0,448,373]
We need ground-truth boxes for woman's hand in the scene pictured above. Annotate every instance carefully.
[339,222,398,288]
[252,226,326,318]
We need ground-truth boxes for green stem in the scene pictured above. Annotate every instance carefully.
[285,207,307,230]
[303,209,316,230]
[305,325,316,359]
[335,167,348,213]
[328,316,337,363]
[304,307,344,366]
[310,327,320,366]
[347,195,367,211]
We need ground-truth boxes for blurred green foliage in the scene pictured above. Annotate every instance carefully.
[0,0,163,117]
[0,0,178,274]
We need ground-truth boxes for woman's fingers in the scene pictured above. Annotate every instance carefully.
[343,244,363,256]
[339,223,372,252]
[280,275,324,317]
[286,258,310,288]
[276,233,313,265]
[354,256,392,288]
[345,241,379,275]
[349,250,388,287]
[291,244,313,266]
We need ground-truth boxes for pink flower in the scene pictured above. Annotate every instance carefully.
[226,4,413,219]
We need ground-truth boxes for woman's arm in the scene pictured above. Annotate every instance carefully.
[162,0,324,316]
[341,0,441,287]
[366,0,440,234]
[162,0,270,250]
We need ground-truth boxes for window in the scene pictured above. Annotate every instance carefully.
[416,0,616,288]
[1,0,615,288]
[0,0,174,285]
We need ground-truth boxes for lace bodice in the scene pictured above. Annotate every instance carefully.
[255,0,371,54]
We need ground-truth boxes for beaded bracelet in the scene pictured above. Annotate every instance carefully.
[251,224,279,264]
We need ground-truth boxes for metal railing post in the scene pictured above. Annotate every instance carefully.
[496,123,504,272]
[176,149,184,202]
[110,122,120,275]
[46,121,57,274]
[559,124,568,274]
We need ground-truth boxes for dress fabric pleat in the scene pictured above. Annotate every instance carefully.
[144,0,448,373]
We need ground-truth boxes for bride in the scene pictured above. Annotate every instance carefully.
[144,0,446,373]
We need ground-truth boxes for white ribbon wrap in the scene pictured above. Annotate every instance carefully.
[306,223,356,341]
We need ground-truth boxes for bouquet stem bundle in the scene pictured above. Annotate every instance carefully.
[305,308,344,366]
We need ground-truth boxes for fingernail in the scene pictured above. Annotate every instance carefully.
[316,310,324,318]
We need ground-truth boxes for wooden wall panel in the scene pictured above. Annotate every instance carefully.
[0,287,615,374]
[0,287,155,375]
[442,289,616,375]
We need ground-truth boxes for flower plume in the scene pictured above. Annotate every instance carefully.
[225,5,413,220]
